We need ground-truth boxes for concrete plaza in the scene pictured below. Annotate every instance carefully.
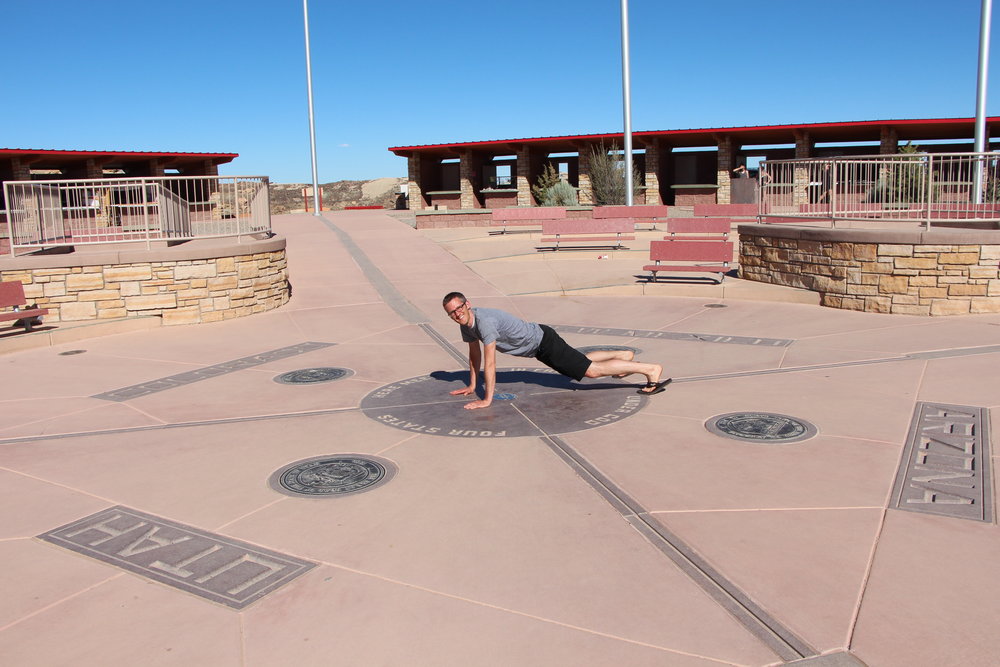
[0,210,997,666]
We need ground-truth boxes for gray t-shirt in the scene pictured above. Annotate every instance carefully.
[460,307,543,357]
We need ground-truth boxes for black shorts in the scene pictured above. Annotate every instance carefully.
[535,325,592,381]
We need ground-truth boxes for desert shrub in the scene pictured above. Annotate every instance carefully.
[532,164,561,205]
[589,142,642,205]
[541,180,578,206]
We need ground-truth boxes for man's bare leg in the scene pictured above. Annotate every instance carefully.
[585,349,635,377]
[585,359,664,390]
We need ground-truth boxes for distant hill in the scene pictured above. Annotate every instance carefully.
[269,177,407,214]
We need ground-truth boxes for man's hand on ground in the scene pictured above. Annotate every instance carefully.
[449,386,476,396]
[463,399,492,410]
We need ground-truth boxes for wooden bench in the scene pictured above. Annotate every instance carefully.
[593,205,669,229]
[643,240,734,283]
[663,218,731,241]
[0,281,49,332]
[490,207,566,235]
[539,218,636,251]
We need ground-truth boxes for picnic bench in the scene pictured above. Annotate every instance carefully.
[643,240,734,283]
[593,205,669,230]
[0,281,49,332]
[663,217,732,241]
[692,203,757,218]
[538,218,635,251]
[490,207,566,235]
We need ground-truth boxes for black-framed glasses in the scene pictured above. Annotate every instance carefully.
[446,302,468,318]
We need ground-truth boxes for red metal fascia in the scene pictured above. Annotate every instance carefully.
[0,148,239,159]
[388,117,1000,154]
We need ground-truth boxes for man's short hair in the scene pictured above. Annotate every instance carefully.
[442,291,466,307]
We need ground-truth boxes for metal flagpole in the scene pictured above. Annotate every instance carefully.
[973,0,992,204]
[621,0,634,206]
[303,0,322,216]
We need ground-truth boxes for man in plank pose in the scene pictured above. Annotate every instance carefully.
[443,291,670,410]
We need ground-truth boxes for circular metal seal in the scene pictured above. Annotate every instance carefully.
[274,367,353,385]
[59,349,87,356]
[361,367,647,438]
[706,412,817,444]
[703,303,727,308]
[576,345,642,356]
[269,455,396,498]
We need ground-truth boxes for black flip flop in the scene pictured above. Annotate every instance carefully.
[637,378,671,395]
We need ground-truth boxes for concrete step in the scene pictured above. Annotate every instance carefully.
[0,316,161,355]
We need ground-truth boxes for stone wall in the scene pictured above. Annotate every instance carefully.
[414,208,593,229]
[739,225,1000,315]
[0,237,288,326]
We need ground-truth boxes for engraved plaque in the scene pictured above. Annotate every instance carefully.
[707,412,818,443]
[269,455,397,497]
[890,402,993,522]
[38,506,316,609]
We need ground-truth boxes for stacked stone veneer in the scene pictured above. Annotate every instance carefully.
[0,237,288,326]
[739,225,1000,315]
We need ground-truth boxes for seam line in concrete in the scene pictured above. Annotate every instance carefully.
[316,559,736,663]
[539,433,816,662]
[419,323,469,366]
[0,406,361,445]
[317,214,429,324]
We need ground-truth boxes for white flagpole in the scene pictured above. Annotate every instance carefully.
[303,0,321,216]
[974,0,993,204]
[621,0,634,206]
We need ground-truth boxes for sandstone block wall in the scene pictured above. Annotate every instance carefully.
[739,225,1000,315]
[1,239,288,326]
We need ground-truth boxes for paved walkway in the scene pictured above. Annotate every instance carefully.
[1,211,998,666]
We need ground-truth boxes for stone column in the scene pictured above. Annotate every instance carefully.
[716,136,734,205]
[576,143,593,206]
[793,131,812,205]
[516,146,532,206]
[407,155,427,210]
[643,140,662,205]
[880,127,899,154]
[84,159,104,179]
[183,160,219,177]
[459,150,483,209]
[9,157,30,181]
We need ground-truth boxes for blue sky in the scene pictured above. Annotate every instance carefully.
[3,1,996,183]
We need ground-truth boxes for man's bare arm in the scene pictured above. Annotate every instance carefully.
[463,342,496,410]
[449,341,481,396]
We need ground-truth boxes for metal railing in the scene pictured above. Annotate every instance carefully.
[3,175,271,256]
[759,152,1000,229]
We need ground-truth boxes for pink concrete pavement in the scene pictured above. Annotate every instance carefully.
[0,210,997,666]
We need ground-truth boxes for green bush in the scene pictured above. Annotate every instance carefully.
[541,180,578,206]
[532,164,560,205]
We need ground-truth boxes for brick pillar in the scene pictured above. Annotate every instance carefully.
[516,146,533,206]
[459,150,483,209]
[84,159,103,179]
[407,155,427,210]
[147,159,165,177]
[643,141,662,205]
[793,131,812,205]
[9,157,30,181]
[184,160,218,177]
[880,127,899,154]
[576,143,593,206]
[716,136,734,205]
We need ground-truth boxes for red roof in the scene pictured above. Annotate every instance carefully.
[0,148,238,168]
[388,117,998,156]
[0,148,237,159]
